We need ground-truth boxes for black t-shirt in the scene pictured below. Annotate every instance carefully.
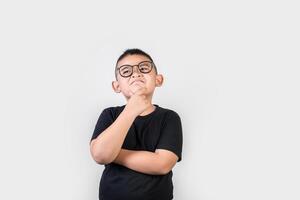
[90,104,183,200]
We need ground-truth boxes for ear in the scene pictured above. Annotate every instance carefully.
[112,80,121,93]
[155,74,164,87]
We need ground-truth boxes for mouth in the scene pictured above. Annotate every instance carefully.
[131,80,145,85]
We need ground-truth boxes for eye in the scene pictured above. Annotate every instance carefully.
[118,65,132,77]
[139,63,151,72]
[120,66,130,72]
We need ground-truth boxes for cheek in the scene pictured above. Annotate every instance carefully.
[119,81,133,93]
[118,79,129,89]
[146,77,157,87]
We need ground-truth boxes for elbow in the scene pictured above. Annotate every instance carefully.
[90,144,113,165]
[157,162,173,175]
[92,152,114,165]
[159,167,172,175]
[93,154,111,165]
[158,159,178,175]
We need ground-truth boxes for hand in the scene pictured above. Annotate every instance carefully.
[125,81,151,117]
[129,80,146,95]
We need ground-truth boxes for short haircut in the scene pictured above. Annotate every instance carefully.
[115,48,157,79]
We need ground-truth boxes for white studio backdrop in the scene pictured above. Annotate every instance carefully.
[0,0,299,199]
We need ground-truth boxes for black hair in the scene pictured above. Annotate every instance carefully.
[115,48,157,79]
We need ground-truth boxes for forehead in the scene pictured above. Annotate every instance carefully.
[117,54,151,67]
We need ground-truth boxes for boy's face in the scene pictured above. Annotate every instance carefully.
[112,54,163,99]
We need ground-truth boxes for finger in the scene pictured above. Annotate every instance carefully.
[130,83,145,94]
[130,85,140,94]
[133,81,145,88]
[135,87,147,95]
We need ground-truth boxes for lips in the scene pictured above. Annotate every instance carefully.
[131,79,145,85]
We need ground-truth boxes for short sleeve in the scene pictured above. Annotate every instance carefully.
[90,108,114,144]
[156,111,183,162]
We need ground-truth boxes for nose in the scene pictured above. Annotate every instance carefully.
[131,65,143,78]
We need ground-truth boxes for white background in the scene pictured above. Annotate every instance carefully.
[1,0,299,199]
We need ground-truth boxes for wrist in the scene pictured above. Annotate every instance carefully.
[123,105,138,119]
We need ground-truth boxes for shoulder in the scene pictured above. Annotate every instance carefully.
[99,105,126,119]
[157,105,181,121]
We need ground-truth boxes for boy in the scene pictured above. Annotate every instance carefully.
[90,48,183,200]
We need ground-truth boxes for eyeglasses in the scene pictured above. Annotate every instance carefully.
[116,61,155,78]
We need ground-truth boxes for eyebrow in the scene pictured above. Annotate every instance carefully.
[116,60,152,70]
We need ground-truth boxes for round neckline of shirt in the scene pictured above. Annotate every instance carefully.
[136,104,159,120]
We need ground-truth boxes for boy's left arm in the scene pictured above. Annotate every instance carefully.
[113,149,178,175]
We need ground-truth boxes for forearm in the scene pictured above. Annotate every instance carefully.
[113,149,167,175]
[90,109,136,164]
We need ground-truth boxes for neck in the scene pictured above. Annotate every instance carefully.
[139,104,156,116]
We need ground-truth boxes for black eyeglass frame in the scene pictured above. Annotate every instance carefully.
[116,60,156,78]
